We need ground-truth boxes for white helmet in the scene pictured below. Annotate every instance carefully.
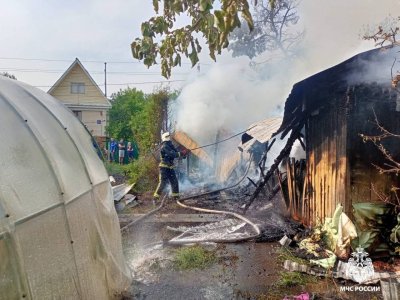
[161,132,171,142]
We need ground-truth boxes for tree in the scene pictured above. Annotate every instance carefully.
[131,0,274,78]
[130,88,171,152]
[228,0,303,59]
[106,87,175,153]
[360,111,400,210]
[107,87,174,191]
[1,72,17,80]
[106,88,146,142]
[363,16,400,48]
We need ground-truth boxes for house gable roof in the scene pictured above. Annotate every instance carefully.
[48,58,111,108]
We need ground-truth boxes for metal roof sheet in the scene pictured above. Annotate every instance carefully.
[246,116,283,143]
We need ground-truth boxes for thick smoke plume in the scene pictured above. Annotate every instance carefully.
[175,59,286,145]
[174,0,398,146]
[171,1,399,191]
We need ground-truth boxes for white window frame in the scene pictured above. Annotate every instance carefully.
[71,82,85,94]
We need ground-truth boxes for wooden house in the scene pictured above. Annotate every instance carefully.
[274,47,400,225]
[48,58,111,138]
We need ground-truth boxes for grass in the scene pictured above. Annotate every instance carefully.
[173,245,217,270]
[277,246,310,266]
[123,156,158,192]
[277,271,318,287]
[104,161,126,176]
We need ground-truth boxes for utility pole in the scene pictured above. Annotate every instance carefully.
[104,62,107,98]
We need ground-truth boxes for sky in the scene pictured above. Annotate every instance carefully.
[0,0,398,97]
[172,0,400,144]
[0,0,200,95]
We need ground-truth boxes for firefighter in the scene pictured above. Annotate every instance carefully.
[153,132,189,203]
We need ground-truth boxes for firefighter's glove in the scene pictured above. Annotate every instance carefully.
[180,149,190,158]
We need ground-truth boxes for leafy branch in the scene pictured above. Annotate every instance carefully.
[131,0,275,78]
[360,109,400,208]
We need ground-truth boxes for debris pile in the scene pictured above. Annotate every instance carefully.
[278,203,400,295]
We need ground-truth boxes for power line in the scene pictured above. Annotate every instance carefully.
[0,56,211,66]
[34,79,186,88]
[0,67,190,76]
[0,57,137,64]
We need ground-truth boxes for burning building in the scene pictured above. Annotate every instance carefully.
[271,47,400,226]
[172,117,282,186]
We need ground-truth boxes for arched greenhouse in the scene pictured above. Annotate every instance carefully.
[0,77,131,299]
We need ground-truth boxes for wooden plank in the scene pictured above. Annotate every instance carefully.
[331,107,337,219]
[301,169,308,222]
[286,159,293,215]
[290,158,296,218]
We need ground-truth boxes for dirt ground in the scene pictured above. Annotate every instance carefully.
[117,195,384,300]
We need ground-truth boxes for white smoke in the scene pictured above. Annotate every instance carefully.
[175,59,285,146]
[346,46,399,85]
[174,0,399,146]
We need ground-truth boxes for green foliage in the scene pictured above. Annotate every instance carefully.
[106,88,146,142]
[104,161,125,176]
[107,87,174,192]
[131,1,283,78]
[173,245,217,270]
[277,247,309,266]
[130,89,170,152]
[277,271,317,287]
[125,155,159,192]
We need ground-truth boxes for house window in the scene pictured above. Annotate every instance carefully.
[71,82,85,94]
[73,110,82,121]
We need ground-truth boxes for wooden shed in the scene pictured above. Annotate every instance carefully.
[274,47,400,225]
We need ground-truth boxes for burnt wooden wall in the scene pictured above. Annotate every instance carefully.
[303,93,349,225]
[296,84,400,226]
[347,85,400,206]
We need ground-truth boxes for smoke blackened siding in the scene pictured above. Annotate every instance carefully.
[304,89,349,226]
[276,47,400,225]
[301,84,400,226]
[347,85,400,206]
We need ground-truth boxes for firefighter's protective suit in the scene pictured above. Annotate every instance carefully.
[153,133,188,200]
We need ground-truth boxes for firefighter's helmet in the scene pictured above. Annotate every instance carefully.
[161,132,171,142]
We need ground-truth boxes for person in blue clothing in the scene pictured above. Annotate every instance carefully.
[153,132,189,203]
[109,138,117,163]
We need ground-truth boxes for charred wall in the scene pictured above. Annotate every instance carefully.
[273,48,400,225]
[303,88,349,225]
[301,83,400,225]
[347,84,400,206]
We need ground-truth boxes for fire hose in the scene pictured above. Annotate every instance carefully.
[121,154,261,244]
[188,125,256,151]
